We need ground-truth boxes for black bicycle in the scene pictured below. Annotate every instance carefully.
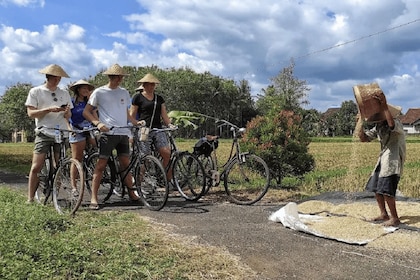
[151,126,206,201]
[35,126,85,215]
[83,126,169,211]
[193,119,271,205]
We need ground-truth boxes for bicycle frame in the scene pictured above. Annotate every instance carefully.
[207,123,247,186]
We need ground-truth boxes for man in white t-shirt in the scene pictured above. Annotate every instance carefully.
[83,63,143,210]
[25,64,73,203]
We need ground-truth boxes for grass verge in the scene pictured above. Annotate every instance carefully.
[0,187,256,280]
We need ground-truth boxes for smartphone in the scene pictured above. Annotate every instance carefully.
[60,104,67,108]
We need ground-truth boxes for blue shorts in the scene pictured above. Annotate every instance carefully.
[69,131,93,144]
[139,130,169,155]
[98,134,130,159]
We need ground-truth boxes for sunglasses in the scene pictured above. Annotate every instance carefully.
[52,92,57,102]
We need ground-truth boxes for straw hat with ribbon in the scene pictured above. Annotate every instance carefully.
[102,63,129,76]
[138,73,160,84]
[39,64,70,78]
[69,79,95,92]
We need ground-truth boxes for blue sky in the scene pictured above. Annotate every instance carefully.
[0,0,419,112]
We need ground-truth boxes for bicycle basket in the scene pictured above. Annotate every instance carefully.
[193,138,218,157]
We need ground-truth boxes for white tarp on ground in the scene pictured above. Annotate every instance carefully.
[269,202,398,245]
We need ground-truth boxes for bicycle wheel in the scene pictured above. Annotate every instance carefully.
[224,153,270,205]
[53,158,84,215]
[196,154,216,195]
[35,155,53,205]
[134,155,168,211]
[173,152,206,201]
[85,152,119,203]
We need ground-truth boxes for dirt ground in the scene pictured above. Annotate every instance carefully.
[2,170,420,280]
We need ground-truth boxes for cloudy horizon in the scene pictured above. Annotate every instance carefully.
[0,0,419,113]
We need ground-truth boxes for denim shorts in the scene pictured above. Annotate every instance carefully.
[69,131,93,144]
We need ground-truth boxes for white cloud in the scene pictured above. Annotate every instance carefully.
[0,0,44,7]
[0,0,419,112]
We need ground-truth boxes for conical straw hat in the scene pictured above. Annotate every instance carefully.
[387,104,402,118]
[38,64,70,78]
[70,79,95,92]
[102,63,129,76]
[135,84,144,92]
[137,73,160,84]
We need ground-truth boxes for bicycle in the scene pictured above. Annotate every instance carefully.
[34,126,85,215]
[83,126,169,211]
[193,119,271,205]
[151,126,206,201]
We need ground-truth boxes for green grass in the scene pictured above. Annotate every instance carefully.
[0,187,255,279]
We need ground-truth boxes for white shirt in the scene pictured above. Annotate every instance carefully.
[25,84,73,138]
[88,85,131,136]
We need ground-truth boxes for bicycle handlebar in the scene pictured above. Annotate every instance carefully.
[39,125,99,134]
[214,119,246,135]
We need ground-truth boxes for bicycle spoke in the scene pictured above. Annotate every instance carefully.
[224,154,270,205]
[135,155,168,211]
[173,153,206,201]
[53,159,84,215]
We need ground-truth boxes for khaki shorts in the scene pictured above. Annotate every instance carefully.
[33,132,60,154]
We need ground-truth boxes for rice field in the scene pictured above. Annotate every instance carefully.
[2,137,420,198]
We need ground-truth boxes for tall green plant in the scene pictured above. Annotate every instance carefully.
[241,110,315,186]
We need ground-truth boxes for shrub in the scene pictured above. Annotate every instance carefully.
[241,110,315,186]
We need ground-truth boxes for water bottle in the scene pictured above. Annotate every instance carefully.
[54,125,61,143]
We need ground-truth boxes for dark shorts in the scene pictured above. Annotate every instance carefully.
[365,171,400,197]
[98,134,130,159]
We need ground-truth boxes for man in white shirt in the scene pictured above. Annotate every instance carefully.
[83,63,143,210]
[25,64,73,203]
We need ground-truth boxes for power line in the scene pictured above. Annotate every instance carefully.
[295,18,420,61]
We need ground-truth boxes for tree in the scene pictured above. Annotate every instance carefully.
[0,83,34,141]
[241,61,315,186]
[256,60,310,114]
[336,100,358,136]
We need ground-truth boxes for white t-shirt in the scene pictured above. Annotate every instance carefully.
[88,85,131,136]
[25,84,73,138]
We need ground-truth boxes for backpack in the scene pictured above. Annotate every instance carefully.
[193,137,218,157]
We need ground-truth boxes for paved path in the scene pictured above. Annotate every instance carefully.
[2,170,419,279]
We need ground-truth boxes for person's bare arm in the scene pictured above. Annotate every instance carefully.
[26,105,66,119]
[160,104,172,126]
[83,103,108,132]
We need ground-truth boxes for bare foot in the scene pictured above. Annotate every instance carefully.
[369,215,389,222]
[382,218,400,227]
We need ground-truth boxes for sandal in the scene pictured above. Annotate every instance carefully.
[89,203,100,210]
[127,187,141,202]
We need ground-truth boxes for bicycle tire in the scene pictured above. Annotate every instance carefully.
[85,152,119,203]
[35,155,53,205]
[173,152,206,201]
[196,154,216,195]
[134,155,168,211]
[52,158,84,215]
[224,153,270,205]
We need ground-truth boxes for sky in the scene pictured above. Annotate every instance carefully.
[0,0,419,113]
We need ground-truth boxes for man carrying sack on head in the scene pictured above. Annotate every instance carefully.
[354,83,406,227]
